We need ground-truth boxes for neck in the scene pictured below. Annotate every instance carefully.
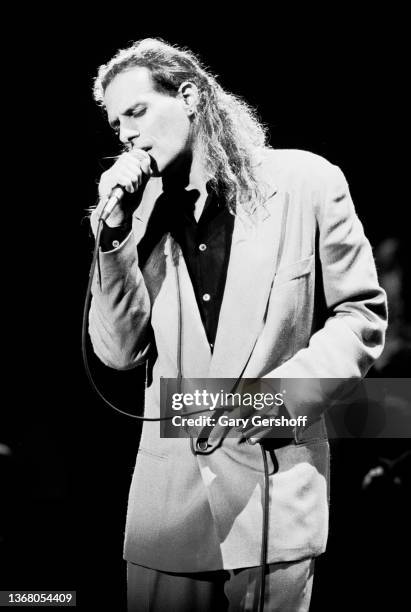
[184,147,208,195]
[163,145,210,220]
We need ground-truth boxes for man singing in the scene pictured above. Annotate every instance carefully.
[89,38,387,611]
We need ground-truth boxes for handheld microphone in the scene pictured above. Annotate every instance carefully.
[99,186,125,223]
[99,155,153,223]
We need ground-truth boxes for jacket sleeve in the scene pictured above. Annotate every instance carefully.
[88,211,152,370]
[264,163,388,419]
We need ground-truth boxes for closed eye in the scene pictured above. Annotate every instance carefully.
[131,107,146,118]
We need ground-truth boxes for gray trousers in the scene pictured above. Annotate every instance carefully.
[127,558,314,612]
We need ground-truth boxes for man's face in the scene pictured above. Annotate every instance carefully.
[104,66,194,175]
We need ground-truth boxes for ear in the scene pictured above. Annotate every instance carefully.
[177,81,199,116]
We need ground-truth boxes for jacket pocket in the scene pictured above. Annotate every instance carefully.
[274,254,314,286]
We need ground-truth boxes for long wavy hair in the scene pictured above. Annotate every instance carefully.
[94,38,270,216]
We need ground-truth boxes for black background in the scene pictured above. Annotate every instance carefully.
[1,12,409,611]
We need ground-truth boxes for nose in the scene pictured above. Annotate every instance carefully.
[119,118,140,146]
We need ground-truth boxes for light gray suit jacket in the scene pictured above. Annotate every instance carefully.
[89,149,387,571]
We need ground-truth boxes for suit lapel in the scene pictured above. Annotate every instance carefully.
[209,188,289,378]
[134,179,212,376]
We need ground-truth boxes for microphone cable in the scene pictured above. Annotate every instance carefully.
[258,443,270,612]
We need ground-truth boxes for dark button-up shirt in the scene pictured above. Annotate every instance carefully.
[100,186,234,350]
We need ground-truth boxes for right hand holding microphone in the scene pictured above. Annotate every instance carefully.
[96,148,153,227]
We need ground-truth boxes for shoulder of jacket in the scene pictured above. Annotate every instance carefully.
[262,148,341,187]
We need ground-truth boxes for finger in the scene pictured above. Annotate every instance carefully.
[115,172,134,193]
[245,429,270,445]
[125,156,152,178]
[115,176,136,194]
[232,406,278,432]
[122,153,150,171]
[129,148,151,162]
[113,152,149,179]
[241,424,271,440]
[120,156,143,173]
[129,149,152,166]
[117,169,145,193]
